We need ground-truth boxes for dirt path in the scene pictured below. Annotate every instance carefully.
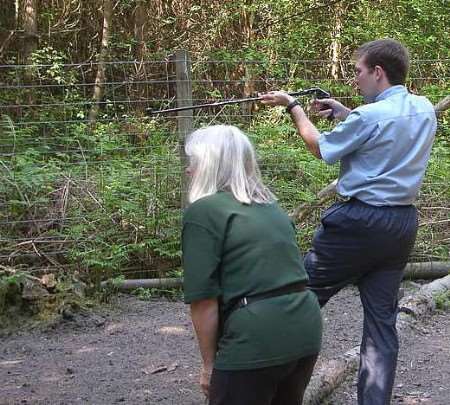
[325,310,450,404]
[1,283,449,405]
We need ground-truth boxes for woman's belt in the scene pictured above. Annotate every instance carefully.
[222,282,307,324]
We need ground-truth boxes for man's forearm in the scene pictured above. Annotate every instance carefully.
[259,90,323,158]
[190,299,219,369]
[290,105,322,159]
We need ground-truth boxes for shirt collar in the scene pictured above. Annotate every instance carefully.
[375,85,407,102]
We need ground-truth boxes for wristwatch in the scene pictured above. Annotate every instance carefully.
[286,99,300,113]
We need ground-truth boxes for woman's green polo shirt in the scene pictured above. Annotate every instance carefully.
[182,192,322,370]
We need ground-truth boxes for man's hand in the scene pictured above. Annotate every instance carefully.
[260,91,297,107]
[312,98,351,121]
[200,364,213,398]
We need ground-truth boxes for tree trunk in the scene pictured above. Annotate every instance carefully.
[22,0,38,64]
[0,1,19,60]
[132,0,147,111]
[134,1,146,62]
[329,2,347,80]
[88,0,112,124]
[21,0,38,106]
[240,1,257,117]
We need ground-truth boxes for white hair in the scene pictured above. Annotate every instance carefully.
[185,125,276,205]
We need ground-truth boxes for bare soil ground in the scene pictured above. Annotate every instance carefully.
[1,283,449,405]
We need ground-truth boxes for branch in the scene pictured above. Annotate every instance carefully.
[0,30,15,58]
[290,179,337,223]
[434,95,450,116]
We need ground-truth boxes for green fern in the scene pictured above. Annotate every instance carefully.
[0,114,17,155]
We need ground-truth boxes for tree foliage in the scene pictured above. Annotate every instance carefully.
[0,1,448,283]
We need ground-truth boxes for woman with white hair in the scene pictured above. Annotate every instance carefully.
[182,125,322,405]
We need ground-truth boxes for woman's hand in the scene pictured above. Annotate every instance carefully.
[200,364,213,398]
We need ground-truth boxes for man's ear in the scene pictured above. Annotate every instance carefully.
[374,65,385,81]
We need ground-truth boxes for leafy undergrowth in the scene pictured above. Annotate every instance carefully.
[0,266,111,333]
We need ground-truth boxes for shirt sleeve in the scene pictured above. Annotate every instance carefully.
[318,110,375,165]
[182,222,222,304]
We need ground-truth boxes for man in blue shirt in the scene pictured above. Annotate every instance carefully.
[261,39,436,405]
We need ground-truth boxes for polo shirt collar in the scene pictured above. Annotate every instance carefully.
[375,85,407,102]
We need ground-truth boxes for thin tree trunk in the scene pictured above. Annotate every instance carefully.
[16,0,20,24]
[240,1,257,117]
[134,0,146,62]
[0,1,20,60]
[21,0,38,106]
[88,0,112,124]
[22,0,38,64]
[329,2,347,80]
[133,0,147,111]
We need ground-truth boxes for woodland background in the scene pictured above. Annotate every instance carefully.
[0,0,449,295]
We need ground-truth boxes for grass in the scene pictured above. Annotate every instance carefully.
[434,290,450,311]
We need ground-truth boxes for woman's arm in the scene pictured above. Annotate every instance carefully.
[190,298,219,397]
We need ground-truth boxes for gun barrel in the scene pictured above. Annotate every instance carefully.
[147,87,330,115]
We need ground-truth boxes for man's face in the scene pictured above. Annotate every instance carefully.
[354,56,379,102]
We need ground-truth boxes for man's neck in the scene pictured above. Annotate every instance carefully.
[366,82,395,103]
[377,82,393,95]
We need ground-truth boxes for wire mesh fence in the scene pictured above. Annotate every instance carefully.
[0,54,449,281]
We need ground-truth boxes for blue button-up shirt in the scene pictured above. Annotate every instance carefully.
[318,85,437,206]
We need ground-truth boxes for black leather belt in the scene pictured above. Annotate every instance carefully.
[222,282,306,324]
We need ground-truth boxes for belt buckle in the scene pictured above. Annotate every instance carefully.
[238,297,248,308]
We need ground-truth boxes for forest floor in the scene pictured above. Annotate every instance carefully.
[1,283,449,405]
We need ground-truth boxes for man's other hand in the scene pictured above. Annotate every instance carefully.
[312,98,351,121]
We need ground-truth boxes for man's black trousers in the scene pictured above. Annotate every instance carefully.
[305,198,418,405]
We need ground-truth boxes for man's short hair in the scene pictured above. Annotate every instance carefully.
[355,39,410,85]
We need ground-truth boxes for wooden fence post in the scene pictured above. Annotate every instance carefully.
[172,50,193,208]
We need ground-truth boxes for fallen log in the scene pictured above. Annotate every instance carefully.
[434,95,450,116]
[303,346,360,405]
[101,277,183,290]
[403,261,449,280]
[102,262,448,292]
[398,273,450,324]
[303,274,450,404]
